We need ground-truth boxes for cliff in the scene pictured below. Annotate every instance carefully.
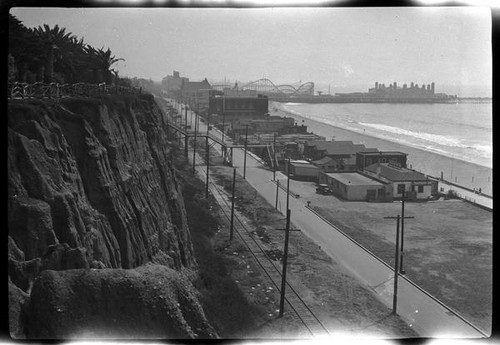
[8,93,215,338]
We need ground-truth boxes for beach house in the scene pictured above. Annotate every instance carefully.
[356,151,408,170]
[318,171,392,201]
[363,162,437,200]
[302,140,378,171]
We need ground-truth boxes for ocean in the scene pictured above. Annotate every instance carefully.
[273,101,493,196]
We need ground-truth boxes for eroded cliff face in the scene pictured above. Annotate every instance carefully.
[8,94,210,338]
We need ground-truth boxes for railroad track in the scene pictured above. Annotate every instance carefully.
[193,161,330,338]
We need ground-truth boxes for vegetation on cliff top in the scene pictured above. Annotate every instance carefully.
[9,14,126,85]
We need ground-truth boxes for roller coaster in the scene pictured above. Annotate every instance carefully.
[241,78,314,97]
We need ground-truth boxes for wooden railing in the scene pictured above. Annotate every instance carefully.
[8,82,142,100]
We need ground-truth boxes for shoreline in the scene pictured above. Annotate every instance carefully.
[271,102,493,196]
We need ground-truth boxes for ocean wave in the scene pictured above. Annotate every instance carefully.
[471,144,493,156]
[280,105,311,119]
[358,122,465,148]
[320,119,492,167]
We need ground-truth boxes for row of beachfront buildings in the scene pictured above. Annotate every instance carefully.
[162,70,438,202]
[283,148,437,202]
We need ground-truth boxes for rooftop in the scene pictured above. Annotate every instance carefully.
[306,140,378,156]
[182,79,211,92]
[357,151,408,157]
[365,163,428,181]
[324,172,384,186]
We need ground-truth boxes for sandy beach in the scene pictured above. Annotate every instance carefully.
[271,103,493,196]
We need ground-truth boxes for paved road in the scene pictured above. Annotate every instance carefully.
[163,98,486,338]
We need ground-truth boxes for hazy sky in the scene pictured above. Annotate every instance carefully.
[11,7,492,94]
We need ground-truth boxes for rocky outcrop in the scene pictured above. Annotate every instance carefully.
[8,94,208,338]
[24,265,216,339]
[9,94,194,274]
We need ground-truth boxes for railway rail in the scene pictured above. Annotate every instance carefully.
[191,155,330,338]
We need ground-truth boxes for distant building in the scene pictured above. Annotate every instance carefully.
[284,160,320,181]
[318,171,391,201]
[363,162,436,200]
[161,70,188,97]
[312,156,342,172]
[223,88,257,97]
[356,151,408,170]
[301,140,378,161]
[209,95,269,121]
[334,81,457,101]
[311,156,358,172]
[180,78,212,111]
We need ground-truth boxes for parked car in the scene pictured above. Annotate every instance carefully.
[316,184,333,195]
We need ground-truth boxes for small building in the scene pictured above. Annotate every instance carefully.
[356,151,408,170]
[363,163,436,200]
[318,171,391,201]
[180,78,212,111]
[162,70,189,98]
[312,155,359,172]
[250,116,295,133]
[302,140,378,161]
[284,160,319,181]
[312,156,341,172]
[209,95,269,121]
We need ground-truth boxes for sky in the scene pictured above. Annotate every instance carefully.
[10,6,492,96]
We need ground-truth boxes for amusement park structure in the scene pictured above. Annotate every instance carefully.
[211,78,315,98]
[241,78,315,97]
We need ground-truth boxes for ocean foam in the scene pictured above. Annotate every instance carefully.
[358,122,465,148]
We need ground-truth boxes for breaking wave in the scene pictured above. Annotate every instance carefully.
[358,122,466,148]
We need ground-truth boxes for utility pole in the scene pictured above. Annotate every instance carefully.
[166,107,170,140]
[222,94,226,145]
[384,213,414,314]
[243,124,249,179]
[277,209,300,317]
[275,180,280,209]
[279,209,291,318]
[205,135,209,199]
[190,104,193,127]
[286,159,291,212]
[206,113,210,137]
[273,133,277,181]
[192,105,199,175]
[400,190,406,274]
[222,112,225,145]
[385,215,401,314]
[230,167,236,240]
[184,103,188,158]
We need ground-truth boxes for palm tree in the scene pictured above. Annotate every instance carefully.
[33,24,75,83]
[55,36,88,83]
[9,14,43,82]
[85,46,124,84]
